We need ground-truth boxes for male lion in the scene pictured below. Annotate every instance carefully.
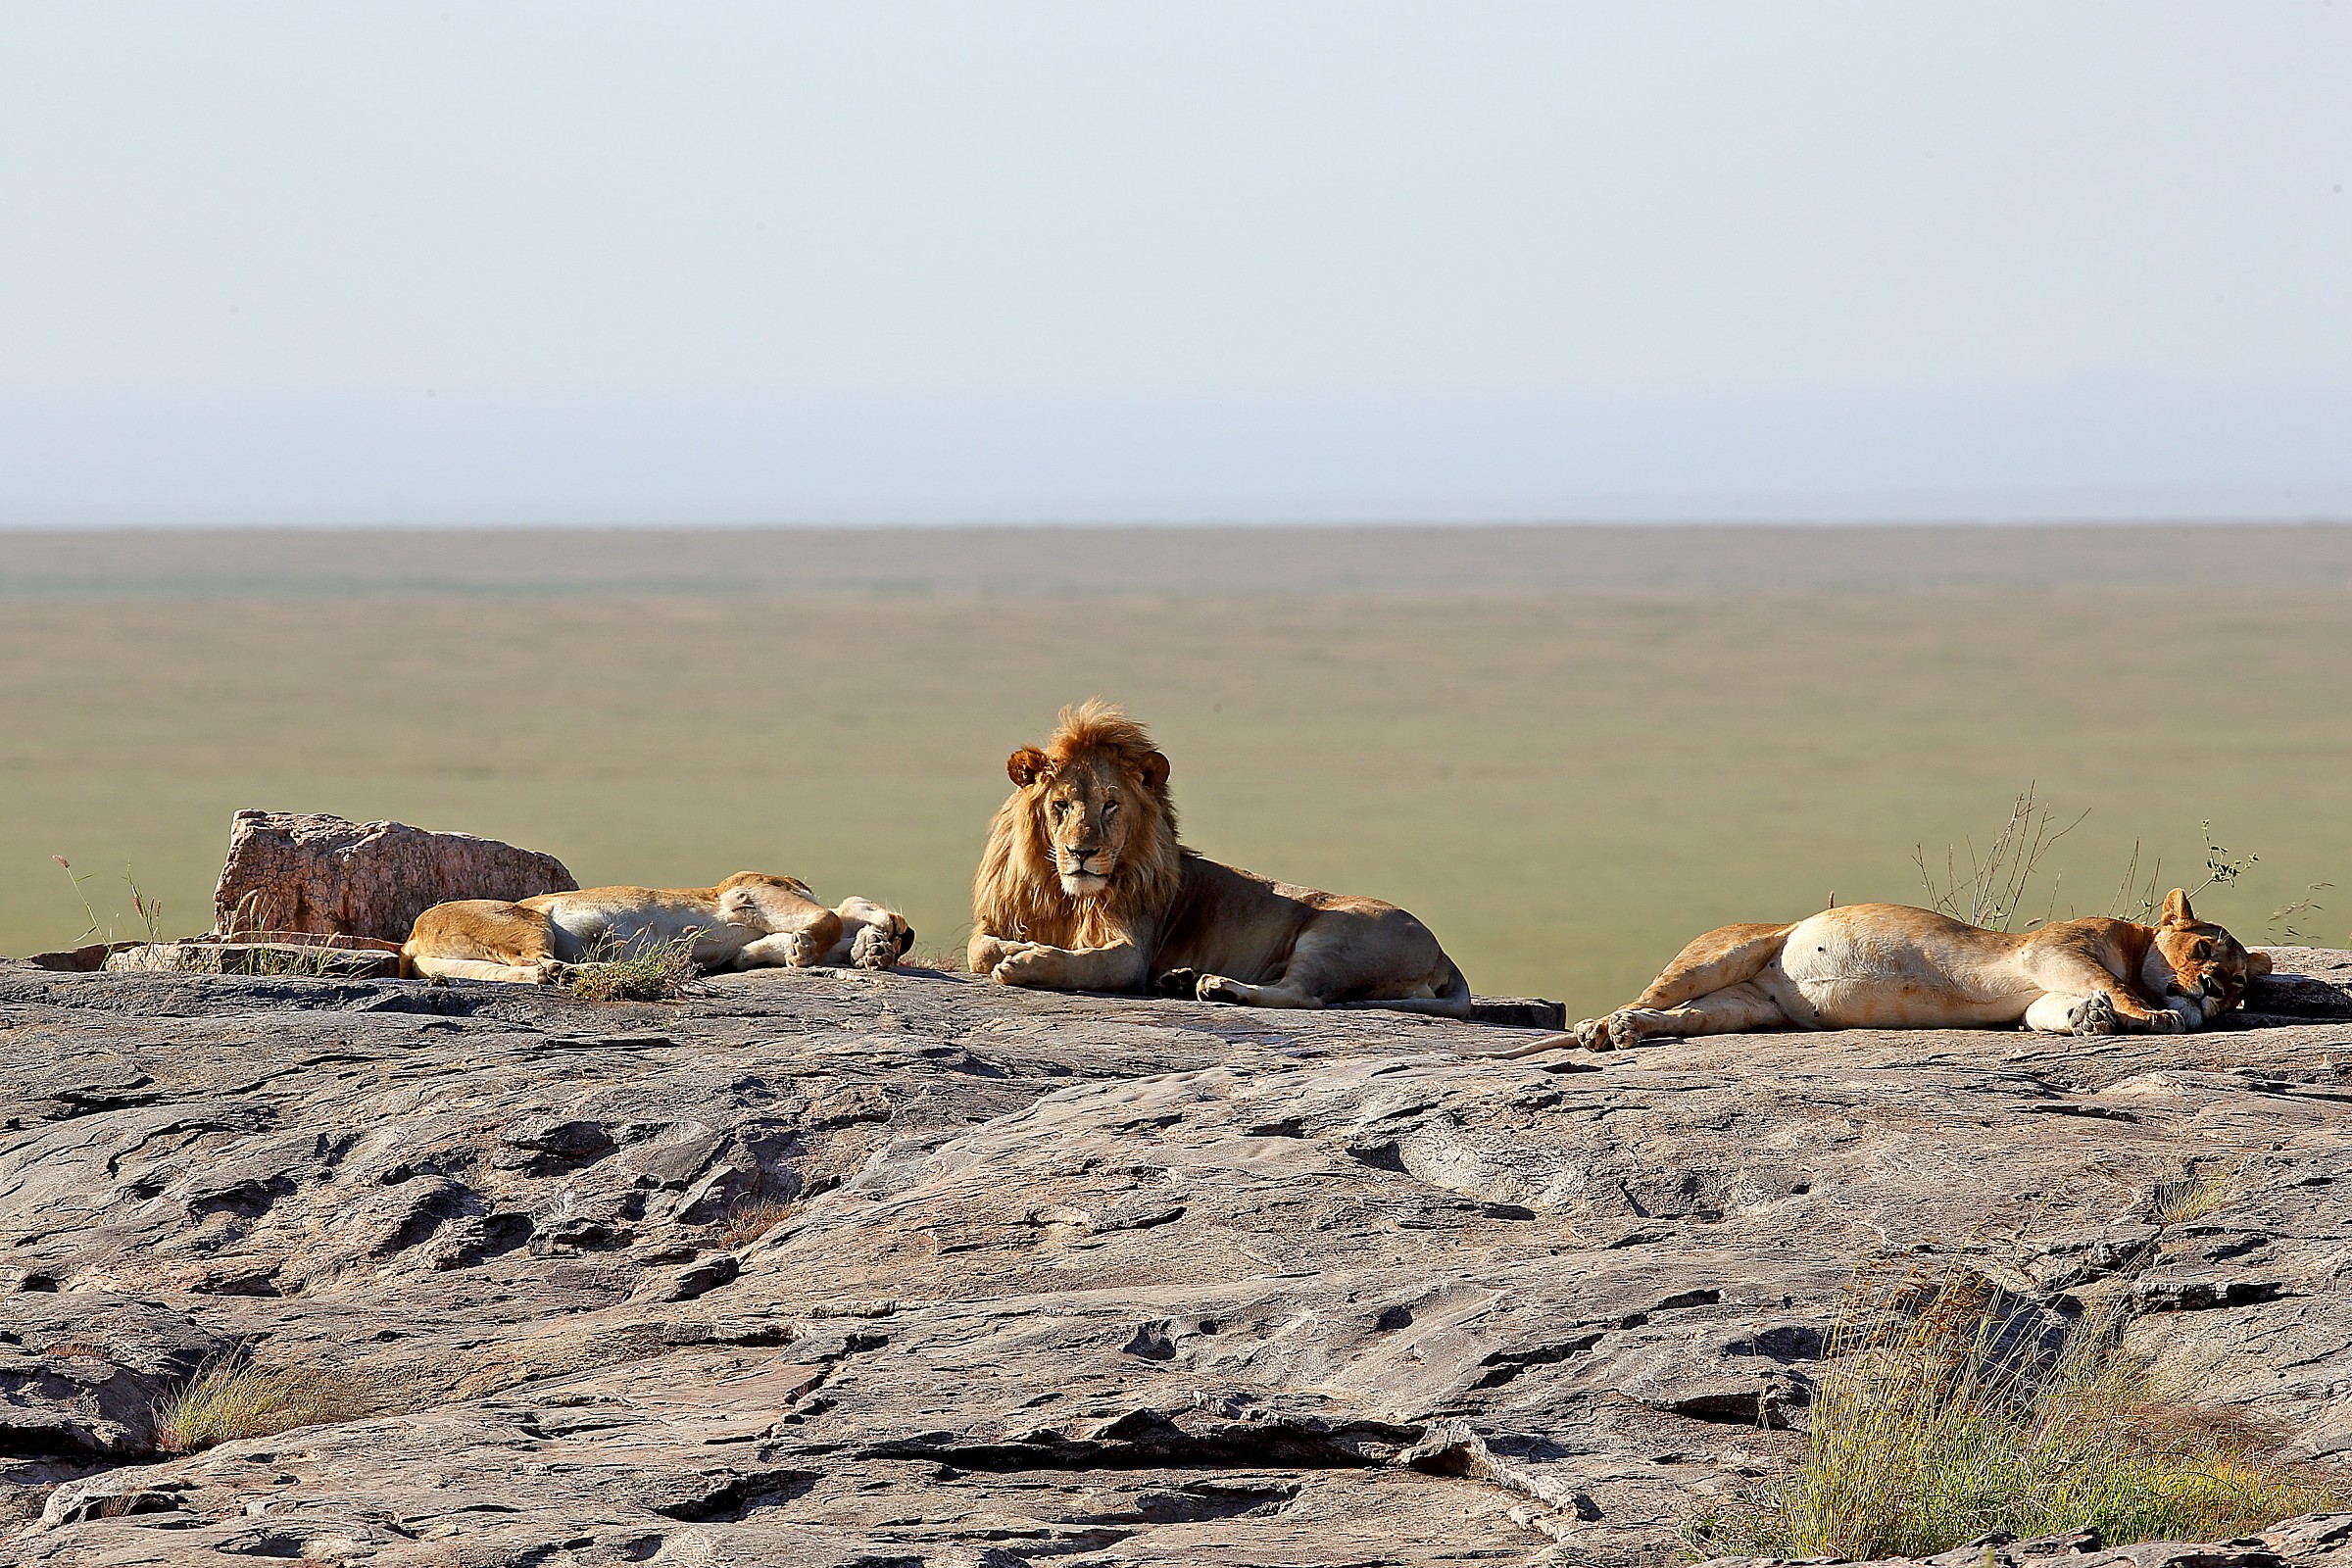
[1547,890,2265,1051]
[967,700,1471,1015]
[402,872,913,984]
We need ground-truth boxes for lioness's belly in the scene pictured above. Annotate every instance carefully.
[545,901,742,964]
[1772,912,2033,1029]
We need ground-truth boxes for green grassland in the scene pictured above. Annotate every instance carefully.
[5,524,2349,1017]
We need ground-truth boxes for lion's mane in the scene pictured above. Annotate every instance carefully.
[972,699,1185,953]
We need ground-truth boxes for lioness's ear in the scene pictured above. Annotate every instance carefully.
[1007,747,1051,788]
[2159,888,2194,926]
[2248,949,2274,977]
[1138,750,1170,791]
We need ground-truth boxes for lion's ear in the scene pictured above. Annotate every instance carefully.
[1138,750,1170,791]
[2159,888,2194,926]
[2248,949,2274,977]
[1007,747,1051,788]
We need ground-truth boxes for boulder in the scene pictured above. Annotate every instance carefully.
[209,810,576,943]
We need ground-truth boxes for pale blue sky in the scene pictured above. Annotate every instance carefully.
[3,3,2347,522]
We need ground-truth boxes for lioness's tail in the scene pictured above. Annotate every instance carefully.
[1468,920,1799,1059]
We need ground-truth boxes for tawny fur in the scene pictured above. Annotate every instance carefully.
[1486,889,2267,1056]
[402,873,910,984]
[969,699,1471,1016]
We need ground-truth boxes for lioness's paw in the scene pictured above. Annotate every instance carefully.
[2066,992,2123,1036]
[850,925,898,970]
[532,959,571,986]
[1602,1010,1648,1051]
[1571,1017,1612,1050]
[2144,1006,2187,1035]
[1155,967,1200,999]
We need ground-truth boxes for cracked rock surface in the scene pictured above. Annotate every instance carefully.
[1,951,2349,1565]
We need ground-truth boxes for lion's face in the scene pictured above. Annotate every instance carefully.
[1007,743,1170,899]
[2148,889,2269,1020]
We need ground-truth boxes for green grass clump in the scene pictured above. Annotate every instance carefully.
[1690,1264,2346,1559]
[153,1352,375,1453]
[564,932,701,1003]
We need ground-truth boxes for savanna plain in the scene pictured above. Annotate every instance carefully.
[3,522,2347,1018]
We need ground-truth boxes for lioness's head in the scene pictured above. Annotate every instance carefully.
[837,896,916,959]
[1005,703,1173,897]
[2148,888,2270,1019]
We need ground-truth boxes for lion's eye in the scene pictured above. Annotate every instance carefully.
[2190,939,2214,961]
[1103,800,1119,815]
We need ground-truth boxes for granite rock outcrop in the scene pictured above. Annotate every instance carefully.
[0,949,2347,1564]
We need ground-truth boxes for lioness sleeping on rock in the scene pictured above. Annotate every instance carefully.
[401,873,914,984]
[968,699,1472,1016]
[1546,890,2264,1051]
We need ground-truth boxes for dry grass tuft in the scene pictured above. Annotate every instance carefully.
[2153,1160,2243,1228]
[564,932,701,1004]
[903,942,968,973]
[718,1196,798,1250]
[153,1352,377,1453]
[1689,1260,2347,1559]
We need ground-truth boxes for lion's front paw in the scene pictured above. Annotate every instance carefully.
[2066,992,2123,1036]
[2144,1005,2188,1035]
[532,959,572,986]
[1571,1016,1612,1050]
[850,925,899,970]
[989,943,1049,987]
[1155,967,1200,999]
[1196,973,1245,1005]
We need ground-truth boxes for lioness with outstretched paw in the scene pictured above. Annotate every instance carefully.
[1548,890,2264,1051]
[402,873,913,984]
[968,700,1471,1016]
